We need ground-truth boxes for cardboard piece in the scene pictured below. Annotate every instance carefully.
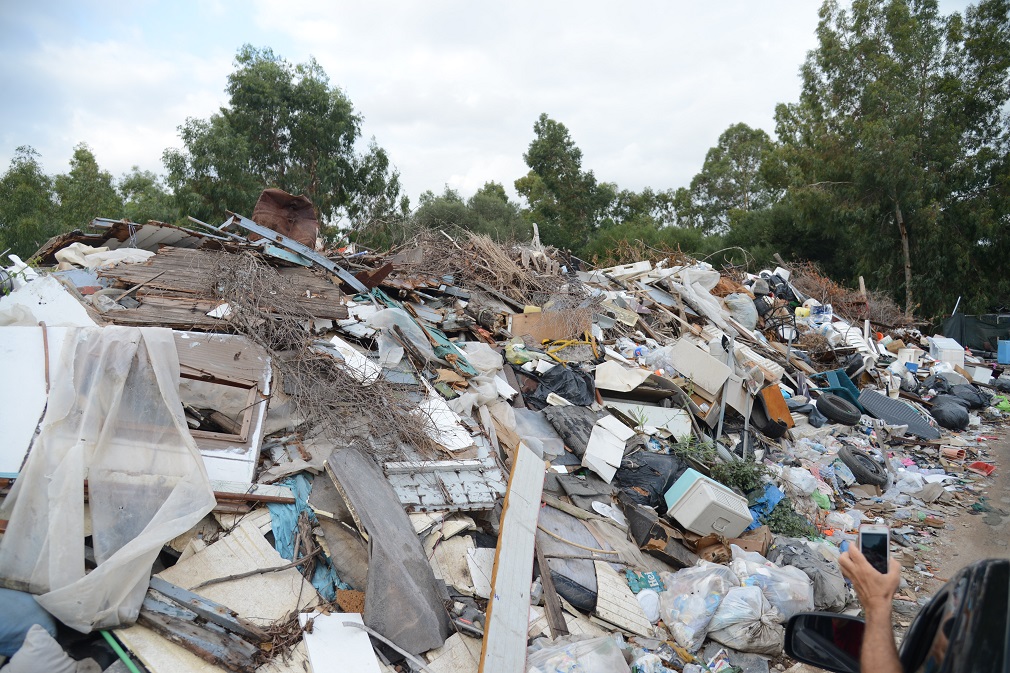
[507,309,592,343]
[662,339,732,399]
[695,526,774,563]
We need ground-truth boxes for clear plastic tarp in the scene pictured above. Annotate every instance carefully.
[0,326,216,632]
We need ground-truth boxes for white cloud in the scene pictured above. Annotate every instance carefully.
[0,0,978,209]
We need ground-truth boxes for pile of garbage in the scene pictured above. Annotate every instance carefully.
[0,193,1005,673]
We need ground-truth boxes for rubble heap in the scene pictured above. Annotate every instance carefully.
[0,203,1006,673]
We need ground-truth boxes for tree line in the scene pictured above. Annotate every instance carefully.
[1,0,1008,322]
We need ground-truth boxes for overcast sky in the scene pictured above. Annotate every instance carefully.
[0,0,974,207]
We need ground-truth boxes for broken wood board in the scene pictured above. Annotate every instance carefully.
[98,246,348,323]
[467,547,495,600]
[479,444,546,673]
[156,519,318,627]
[326,446,451,654]
[174,331,272,484]
[527,604,609,641]
[507,309,592,343]
[298,612,381,673]
[137,577,266,672]
[114,627,309,673]
[593,561,653,637]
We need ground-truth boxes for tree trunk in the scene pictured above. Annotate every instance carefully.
[895,202,913,318]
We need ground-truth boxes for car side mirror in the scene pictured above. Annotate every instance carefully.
[785,612,866,673]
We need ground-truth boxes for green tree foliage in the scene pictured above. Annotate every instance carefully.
[0,146,57,258]
[54,143,124,230]
[516,114,614,249]
[674,123,778,235]
[412,182,530,242]
[118,167,179,224]
[772,0,1010,319]
[164,45,402,235]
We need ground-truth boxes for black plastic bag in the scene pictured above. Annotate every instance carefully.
[531,365,596,407]
[931,401,970,430]
[951,384,990,409]
[921,375,952,395]
[931,394,970,409]
[613,451,688,515]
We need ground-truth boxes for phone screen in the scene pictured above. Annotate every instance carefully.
[861,532,888,574]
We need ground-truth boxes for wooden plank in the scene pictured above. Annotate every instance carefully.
[147,577,268,642]
[535,542,569,639]
[592,561,654,637]
[156,519,318,628]
[138,602,260,673]
[98,247,349,322]
[479,444,546,673]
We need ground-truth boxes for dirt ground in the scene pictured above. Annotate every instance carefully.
[922,429,1010,588]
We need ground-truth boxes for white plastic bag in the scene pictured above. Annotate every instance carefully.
[707,586,785,655]
[724,293,758,330]
[526,635,631,673]
[730,545,814,620]
[781,466,818,496]
[364,308,436,367]
[0,327,216,632]
[658,562,740,651]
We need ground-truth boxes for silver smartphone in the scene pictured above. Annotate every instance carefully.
[859,523,890,574]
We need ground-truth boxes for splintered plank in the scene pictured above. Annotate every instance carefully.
[479,444,546,673]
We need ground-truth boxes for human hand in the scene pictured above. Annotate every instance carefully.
[838,544,901,615]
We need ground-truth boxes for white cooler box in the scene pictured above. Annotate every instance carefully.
[664,468,752,538]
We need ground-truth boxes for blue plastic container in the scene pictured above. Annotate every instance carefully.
[999,340,1010,365]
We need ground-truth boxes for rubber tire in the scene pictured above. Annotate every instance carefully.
[839,445,888,487]
[817,393,861,426]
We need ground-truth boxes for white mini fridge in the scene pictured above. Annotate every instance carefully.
[664,468,752,538]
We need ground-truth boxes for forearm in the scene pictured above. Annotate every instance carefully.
[861,609,902,673]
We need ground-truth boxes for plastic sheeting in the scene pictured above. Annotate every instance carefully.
[0,327,216,632]
[365,307,436,367]
[668,265,735,335]
[266,474,345,602]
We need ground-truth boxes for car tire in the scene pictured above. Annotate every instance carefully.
[817,393,861,426]
[839,445,888,487]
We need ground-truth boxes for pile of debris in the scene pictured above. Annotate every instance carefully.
[0,193,1006,673]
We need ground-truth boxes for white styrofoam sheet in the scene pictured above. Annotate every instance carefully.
[298,612,381,673]
[0,327,68,476]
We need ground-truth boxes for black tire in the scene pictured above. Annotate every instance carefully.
[839,445,888,487]
[817,393,861,426]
